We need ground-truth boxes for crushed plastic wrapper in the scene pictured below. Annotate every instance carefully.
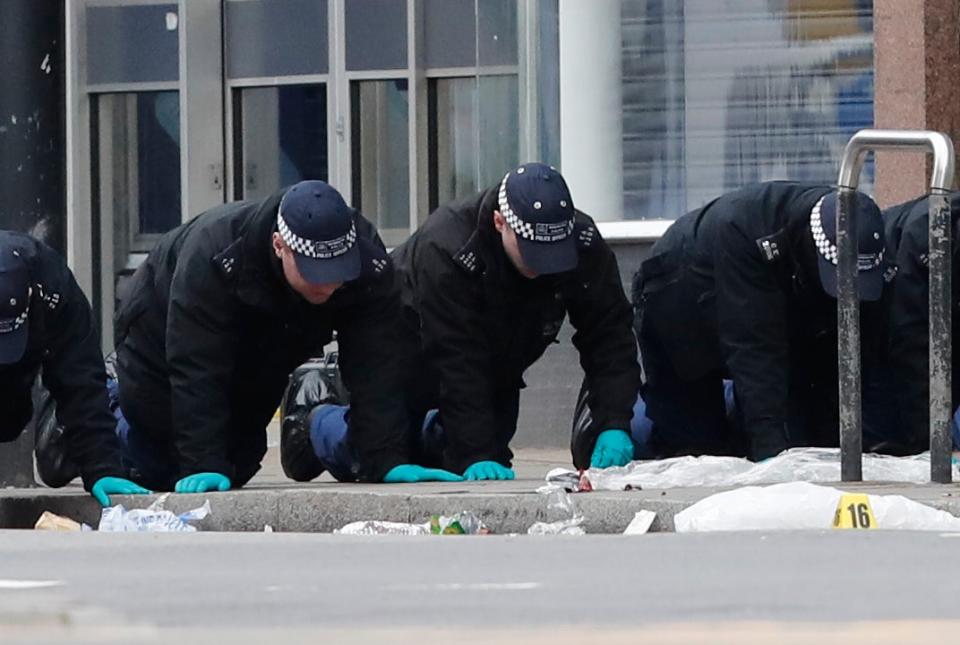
[527,517,585,535]
[430,511,490,535]
[335,520,430,535]
[98,493,211,532]
[34,511,87,532]
[527,485,586,535]
[335,512,490,536]
[673,481,960,532]
[547,448,960,491]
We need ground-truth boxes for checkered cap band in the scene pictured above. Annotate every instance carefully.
[498,173,574,243]
[278,211,357,259]
[0,310,27,335]
[810,196,884,270]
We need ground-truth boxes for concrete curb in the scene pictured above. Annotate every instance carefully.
[0,488,692,534]
[5,481,960,534]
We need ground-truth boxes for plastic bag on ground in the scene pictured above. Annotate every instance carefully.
[527,486,586,535]
[673,481,960,532]
[548,448,960,491]
[98,493,211,532]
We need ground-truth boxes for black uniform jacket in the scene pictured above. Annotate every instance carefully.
[635,182,890,459]
[391,186,640,474]
[0,232,124,489]
[884,192,960,451]
[114,188,409,484]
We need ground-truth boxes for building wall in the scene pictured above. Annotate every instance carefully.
[0,0,65,252]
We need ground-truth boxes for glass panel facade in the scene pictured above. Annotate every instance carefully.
[93,91,181,252]
[423,0,518,68]
[225,0,328,78]
[428,75,520,210]
[234,84,328,201]
[86,4,179,85]
[620,0,875,220]
[345,0,407,71]
[351,80,410,247]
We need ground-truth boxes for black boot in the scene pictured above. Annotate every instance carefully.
[280,356,349,482]
[33,385,79,488]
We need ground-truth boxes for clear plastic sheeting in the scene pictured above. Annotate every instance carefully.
[98,494,211,532]
[547,448,960,491]
[527,486,586,535]
[673,481,960,532]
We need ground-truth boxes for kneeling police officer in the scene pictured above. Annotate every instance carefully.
[634,182,891,461]
[0,232,148,505]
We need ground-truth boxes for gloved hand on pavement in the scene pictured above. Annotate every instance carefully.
[590,429,634,469]
[90,476,151,507]
[175,472,232,494]
[463,461,515,481]
[383,464,464,483]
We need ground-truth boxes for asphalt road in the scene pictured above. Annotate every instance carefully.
[2,530,959,643]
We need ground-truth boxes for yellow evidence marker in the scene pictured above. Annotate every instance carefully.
[833,493,877,530]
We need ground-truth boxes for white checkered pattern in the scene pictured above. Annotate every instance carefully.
[498,172,574,242]
[809,196,884,270]
[0,309,27,334]
[278,212,356,259]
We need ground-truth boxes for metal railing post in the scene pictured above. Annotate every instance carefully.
[928,191,953,483]
[836,188,862,481]
[836,129,955,483]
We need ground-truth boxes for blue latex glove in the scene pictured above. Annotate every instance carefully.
[383,464,464,483]
[174,472,232,494]
[463,461,515,481]
[590,429,634,469]
[90,477,151,507]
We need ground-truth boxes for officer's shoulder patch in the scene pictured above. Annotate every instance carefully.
[755,232,784,263]
[453,235,483,275]
[360,239,392,277]
[35,283,61,311]
[212,240,242,280]
[883,264,899,283]
[574,220,597,249]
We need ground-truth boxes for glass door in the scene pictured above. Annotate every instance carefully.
[71,0,225,350]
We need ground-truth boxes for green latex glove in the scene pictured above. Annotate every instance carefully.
[590,429,634,469]
[382,464,464,483]
[174,472,232,494]
[90,476,151,507]
[463,461,515,481]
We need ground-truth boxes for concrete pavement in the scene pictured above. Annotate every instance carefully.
[2,531,960,643]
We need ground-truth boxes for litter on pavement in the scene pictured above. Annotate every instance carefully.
[335,511,490,535]
[527,485,586,535]
[335,520,430,535]
[546,447,960,492]
[98,493,211,532]
[623,510,657,535]
[34,511,87,532]
[673,481,960,532]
